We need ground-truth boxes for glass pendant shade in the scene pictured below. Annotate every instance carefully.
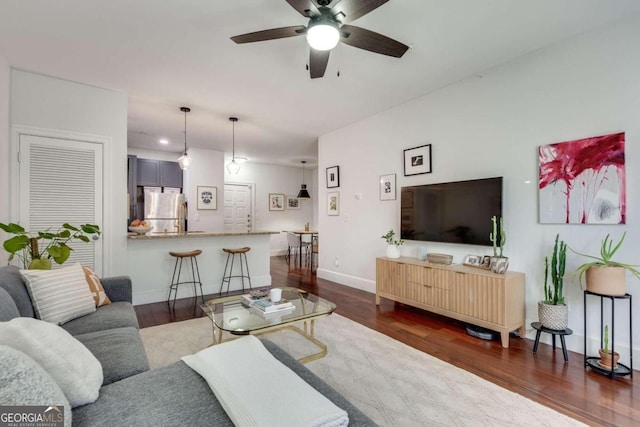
[177,153,191,170]
[227,159,240,175]
[177,106,191,170]
[306,22,340,51]
[226,117,241,175]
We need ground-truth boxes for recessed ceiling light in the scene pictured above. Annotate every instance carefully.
[159,139,169,145]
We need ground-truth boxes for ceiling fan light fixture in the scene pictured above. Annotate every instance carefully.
[306,21,340,51]
[177,107,191,170]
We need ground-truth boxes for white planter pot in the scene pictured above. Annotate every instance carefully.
[538,301,568,330]
[490,256,509,274]
[386,245,401,259]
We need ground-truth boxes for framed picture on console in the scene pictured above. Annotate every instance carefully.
[463,255,483,267]
[404,144,432,176]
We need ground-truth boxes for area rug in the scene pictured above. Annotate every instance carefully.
[140,314,585,427]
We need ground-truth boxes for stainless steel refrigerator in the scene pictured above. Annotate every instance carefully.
[144,189,185,233]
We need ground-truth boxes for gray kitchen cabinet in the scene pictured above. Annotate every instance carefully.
[136,159,183,188]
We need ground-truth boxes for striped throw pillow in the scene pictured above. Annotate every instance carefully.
[20,262,96,325]
[82,266,111,307]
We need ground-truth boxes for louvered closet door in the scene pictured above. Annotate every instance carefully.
[19,135,103,274]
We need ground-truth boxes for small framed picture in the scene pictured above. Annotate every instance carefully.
[463,255,483,267]
[326,166,340,188]
[481,256,491,270]
[197,186,217,210]
[327,191,340,216]
[380,174,396,201]
[404,144,432,176]
[286,196,300,210]
[269,193,285,211]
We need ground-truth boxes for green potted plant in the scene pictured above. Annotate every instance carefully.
[381,229,404,259]
[571,232,640,296]
[0,222,101,270]
[598,325,620,370]
[489,216,508,274]
[538,234,568,330]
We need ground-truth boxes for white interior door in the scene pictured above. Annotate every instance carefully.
[18,134,103,273]
[223,184,252,232]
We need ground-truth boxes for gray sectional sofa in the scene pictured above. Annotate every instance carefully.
[0,265,375,426]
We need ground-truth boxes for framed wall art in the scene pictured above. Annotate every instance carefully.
[380,173,396,201]
[539,132,625,224]
[404,144,432,176]
[286,195,300,210]
[326,165,340,188]
[197,186,217,210]
[269,193,285,211]
[327,191,340,216]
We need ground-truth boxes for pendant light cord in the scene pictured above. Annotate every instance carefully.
[184,110,187,154]
[232,119,235,160]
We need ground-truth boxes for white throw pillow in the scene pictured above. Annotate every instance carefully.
[0,317,103,408]
[20,262,96,325]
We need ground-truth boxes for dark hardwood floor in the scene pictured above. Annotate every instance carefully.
[135,256,638,427]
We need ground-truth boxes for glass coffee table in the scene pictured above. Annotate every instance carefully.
[200,288,336,363]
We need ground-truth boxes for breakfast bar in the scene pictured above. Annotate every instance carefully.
[127,231,278,305]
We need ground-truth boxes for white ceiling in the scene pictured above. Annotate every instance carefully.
[1,0,640,166]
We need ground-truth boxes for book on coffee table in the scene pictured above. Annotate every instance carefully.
[251,298,293,313]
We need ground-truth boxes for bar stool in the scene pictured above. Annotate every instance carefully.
[168,249,204,308]
[220,247,252,295]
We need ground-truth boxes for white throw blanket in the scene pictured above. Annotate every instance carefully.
[182,336,349,427]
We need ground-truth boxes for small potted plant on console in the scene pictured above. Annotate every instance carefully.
[538,234,568,330]
[381,229,404,259]
[489,216,508,274]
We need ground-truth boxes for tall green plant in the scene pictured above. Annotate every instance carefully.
[489,216,506,257]
[544,234,566,305]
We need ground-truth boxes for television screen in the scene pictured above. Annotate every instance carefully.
[400,177,502,246]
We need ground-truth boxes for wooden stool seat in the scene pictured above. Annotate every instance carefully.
[167,249,204,309]
[169,249,203,258]
[219,247,252,295]
[222,247,250,255]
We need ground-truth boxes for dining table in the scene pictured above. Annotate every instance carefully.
[290,230,318,267]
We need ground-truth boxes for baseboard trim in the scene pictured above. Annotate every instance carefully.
[316,268,375,294]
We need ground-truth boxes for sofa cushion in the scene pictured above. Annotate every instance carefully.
[0,317,103,408]
[20,262,96,325]
[72,361,233,427]
[60,301,139,335]
[74,327,149,385]
[82,266,111,307]
[0,265,35,317]
[0,287,20,321]
[0,345,72,427]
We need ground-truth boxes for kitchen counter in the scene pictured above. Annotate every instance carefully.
[127,231,277,304]
[127,230,277,239]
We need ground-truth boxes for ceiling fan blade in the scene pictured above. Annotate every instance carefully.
[285,0,319,17]
[330,0,389,23]
[340,24,408,58]
[309,48,330,79]
[231,26,306,44]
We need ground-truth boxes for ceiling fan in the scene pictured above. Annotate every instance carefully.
[230,0,409,79]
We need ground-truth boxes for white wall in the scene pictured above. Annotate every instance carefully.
[9,70,128,276]
[184,147,225,232]
[224,160,315,254]
[318,17,640,359]
[127,147,182,162]
[0,55,9,230]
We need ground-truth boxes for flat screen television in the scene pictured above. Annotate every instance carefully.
[400,177,502,246]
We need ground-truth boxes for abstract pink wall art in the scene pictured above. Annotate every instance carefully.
[539,132,626,224]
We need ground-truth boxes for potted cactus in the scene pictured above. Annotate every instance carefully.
[598,325,620,370]
[489,216,508,274]
[538,234,568,330]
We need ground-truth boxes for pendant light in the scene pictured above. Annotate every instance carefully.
[297,160,311,199]
[226,117,241,175]
[177,107,191,170]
